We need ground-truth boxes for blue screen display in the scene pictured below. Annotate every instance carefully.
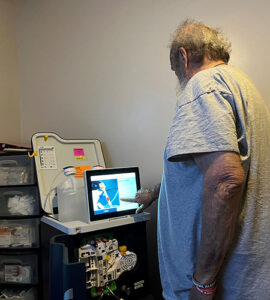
[90,172,139,216]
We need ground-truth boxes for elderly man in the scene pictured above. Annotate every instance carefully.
[131,20,270,300]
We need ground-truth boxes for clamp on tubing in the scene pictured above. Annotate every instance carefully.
[28,151,37,158]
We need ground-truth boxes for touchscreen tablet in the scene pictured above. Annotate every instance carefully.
[84,167,140,221]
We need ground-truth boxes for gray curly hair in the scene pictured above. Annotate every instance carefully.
[170,19,231,65]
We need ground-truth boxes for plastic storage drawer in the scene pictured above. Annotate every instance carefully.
[0,155,35,186]
[0,219,39,248]
[0,187,40,217]
[0,253,38,284]
[0,286,37,299]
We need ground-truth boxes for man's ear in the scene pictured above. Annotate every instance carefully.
[179,47,188,70]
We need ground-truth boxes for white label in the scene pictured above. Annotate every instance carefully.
[0,234,11,247]
[134,284,144,290]
[12,227,31,247]
[134,280,144,290]
[4,265,31,283]
[38,146,57,169]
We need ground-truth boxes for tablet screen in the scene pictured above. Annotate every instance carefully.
[84,167,140,221]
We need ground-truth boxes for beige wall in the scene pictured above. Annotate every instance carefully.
[15,0,270,185]
[0,0,21,144]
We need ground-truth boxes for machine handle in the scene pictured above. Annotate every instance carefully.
[50,240,86,300]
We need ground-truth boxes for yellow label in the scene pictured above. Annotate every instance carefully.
[75,156,85,161]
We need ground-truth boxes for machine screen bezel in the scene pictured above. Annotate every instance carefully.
[84,167,140,221]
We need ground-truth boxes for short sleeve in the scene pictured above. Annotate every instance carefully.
[165,91,239,161]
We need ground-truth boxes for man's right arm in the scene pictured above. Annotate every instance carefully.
[121,183,160,213]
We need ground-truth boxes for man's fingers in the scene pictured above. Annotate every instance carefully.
[136,203,151,214]
[136,204,145,214]
[120,198,137,203]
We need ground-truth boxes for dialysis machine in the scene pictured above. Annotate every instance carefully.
[31,133,150,300]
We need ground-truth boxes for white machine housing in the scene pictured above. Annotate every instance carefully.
[32,133,105,222]
[32,133,150,235]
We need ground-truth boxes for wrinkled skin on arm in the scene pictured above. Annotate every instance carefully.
[188,151,245,300]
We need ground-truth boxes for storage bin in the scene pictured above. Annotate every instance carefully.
[0,286,37,299]
[0,156,35,186]
[0,254,38,284]
[0,187,40,217]
[0,219,39,248]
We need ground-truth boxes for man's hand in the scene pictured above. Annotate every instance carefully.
[188,285,215,300]
[121,184,160,213]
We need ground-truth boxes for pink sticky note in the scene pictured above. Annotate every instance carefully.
[73,148,85,156]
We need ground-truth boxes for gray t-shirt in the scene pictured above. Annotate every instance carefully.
[158,64,270,300]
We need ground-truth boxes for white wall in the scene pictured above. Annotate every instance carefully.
[15,0,270,186]
[0,0,21,144]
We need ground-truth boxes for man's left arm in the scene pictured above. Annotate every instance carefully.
[189,151,245,300]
